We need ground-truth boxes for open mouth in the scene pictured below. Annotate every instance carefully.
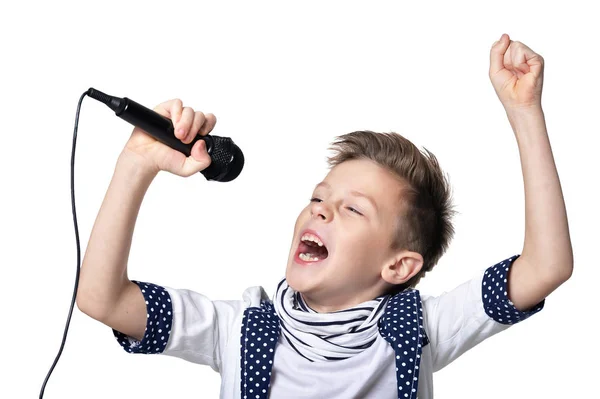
[296,232,329,263]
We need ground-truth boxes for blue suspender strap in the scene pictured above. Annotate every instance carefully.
[240,301,281,399]
[378,289,425,399]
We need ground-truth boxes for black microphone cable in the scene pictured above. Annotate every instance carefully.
[39,90,88,398]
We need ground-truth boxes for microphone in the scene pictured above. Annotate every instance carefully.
[86,88,244,182]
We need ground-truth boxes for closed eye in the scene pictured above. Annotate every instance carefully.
[347,207,363,216]
[310,198,363,216]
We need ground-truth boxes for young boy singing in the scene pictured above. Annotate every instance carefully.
[77,33,573,398]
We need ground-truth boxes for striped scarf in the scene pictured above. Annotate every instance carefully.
[272,278,390,362]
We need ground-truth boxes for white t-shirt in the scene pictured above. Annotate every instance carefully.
[113,260,543,398]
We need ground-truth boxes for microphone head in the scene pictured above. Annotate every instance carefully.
[200,135,245,182]
[220,144,245,182]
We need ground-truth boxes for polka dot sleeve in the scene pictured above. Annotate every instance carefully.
[112,281,173,354]
[482,254,545,325]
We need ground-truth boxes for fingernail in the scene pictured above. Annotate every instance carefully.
[177,128,184,135]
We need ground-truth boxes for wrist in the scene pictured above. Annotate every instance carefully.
[505,106,545,132]
[117,150,159,181]
[505,104,544,119]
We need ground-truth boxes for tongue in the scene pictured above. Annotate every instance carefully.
[299,242,328,259]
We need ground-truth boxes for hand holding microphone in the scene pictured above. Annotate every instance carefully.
[87,88,244,181]
[123,98,216,177]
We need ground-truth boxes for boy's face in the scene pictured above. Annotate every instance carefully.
[285,158,415,313]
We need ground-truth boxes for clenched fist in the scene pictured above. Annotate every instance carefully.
[489,33,544,111]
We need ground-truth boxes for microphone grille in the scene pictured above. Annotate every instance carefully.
[210,135,235,166]
[201,135,244,182]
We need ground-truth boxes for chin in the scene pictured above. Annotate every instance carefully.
[285,273,311,295]
[285,257,332,295]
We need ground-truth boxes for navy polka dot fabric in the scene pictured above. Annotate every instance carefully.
[240,300,281,399]
[482,254,545,324]
[378,289,425,399]
[112,281,173,354]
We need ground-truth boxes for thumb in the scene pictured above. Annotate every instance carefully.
[181,139,212,177]
[489,33,510,76]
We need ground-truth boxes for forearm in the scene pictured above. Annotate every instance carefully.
[77,152,158,319]
[507,107,573,308]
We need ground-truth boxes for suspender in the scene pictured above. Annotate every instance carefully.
[240,290,428,399]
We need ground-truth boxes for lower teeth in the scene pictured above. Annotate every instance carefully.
[299,253,320,262]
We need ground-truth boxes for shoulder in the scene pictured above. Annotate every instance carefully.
[241,285,271,308]
[158,283,272,323]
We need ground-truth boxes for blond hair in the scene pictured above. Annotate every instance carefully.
[327,131,457,294]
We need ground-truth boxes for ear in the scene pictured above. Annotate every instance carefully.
[381,250,424,286]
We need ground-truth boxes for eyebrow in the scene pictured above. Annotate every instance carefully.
[314,182,379,212]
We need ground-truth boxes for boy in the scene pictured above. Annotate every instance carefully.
[77,33,573,398]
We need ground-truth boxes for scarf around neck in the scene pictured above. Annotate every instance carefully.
[272,278,390,362]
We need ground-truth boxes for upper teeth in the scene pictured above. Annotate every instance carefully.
[301,233,324,247]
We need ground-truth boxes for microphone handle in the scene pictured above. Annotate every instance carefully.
[115,97,214,157]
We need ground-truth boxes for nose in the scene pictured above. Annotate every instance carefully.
[310,200,332,221]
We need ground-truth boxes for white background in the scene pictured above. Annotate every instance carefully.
[1,1,598,398]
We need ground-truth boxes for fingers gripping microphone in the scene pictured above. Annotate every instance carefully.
[87,88,244,182]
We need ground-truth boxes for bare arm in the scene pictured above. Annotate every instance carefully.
[77,152,157,341]
[506,107,573,311]
[488,34,573,311]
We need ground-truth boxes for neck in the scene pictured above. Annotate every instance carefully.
[300,286,388,313]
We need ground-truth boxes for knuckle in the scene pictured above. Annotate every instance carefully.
[179,108,193,128]
[172,99,184,116]
[182,107,194,120]
[203,113,216,130]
